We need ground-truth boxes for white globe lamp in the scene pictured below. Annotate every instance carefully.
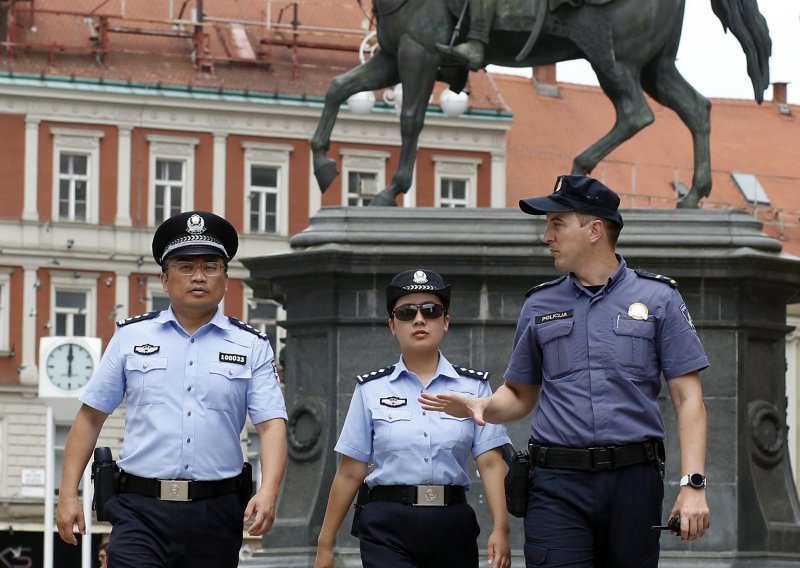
[347,91,376,115]
[439,89,469,118]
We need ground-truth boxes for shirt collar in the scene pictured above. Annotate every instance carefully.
[569,254,627,297]
[389,352,460,382]
[157,306,227,333]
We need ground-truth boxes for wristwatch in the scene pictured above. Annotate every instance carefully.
[680,473,706,489]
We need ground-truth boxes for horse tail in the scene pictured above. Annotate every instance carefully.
[710,0,772,103]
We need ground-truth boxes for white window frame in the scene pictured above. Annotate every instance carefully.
[147,280,171,313]
[51,128,104,224]
[244,288,285,362]
[340,149,389,206]
[433,155,481,208]
[50,275,98,337]
[0,269,11,353]
[147,135,198,227]
[242,142,293,237]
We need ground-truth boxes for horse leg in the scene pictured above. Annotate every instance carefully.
[310,51,399,192]
[572,65,655,178]
[370,41,438,206]
[641,59,711,209]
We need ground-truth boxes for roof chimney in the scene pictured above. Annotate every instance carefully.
[772,82,791,116]
[532,64,559,97]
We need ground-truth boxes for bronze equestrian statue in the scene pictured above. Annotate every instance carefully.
[310,0,771,207]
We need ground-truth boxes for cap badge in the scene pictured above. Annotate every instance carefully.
[627,302,649,320]
[186,214,206,234]
[412,270,428,284]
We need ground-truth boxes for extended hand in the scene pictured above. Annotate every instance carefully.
[418,392,488,426]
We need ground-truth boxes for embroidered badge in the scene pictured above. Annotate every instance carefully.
[219,352,247,365]
[186,214,205,234]
[380,396,407,408]
[133,344,160,355]
[627,302,649,320]
[535,309,574,324]
[412,270,428,284]
[680,303,696,332]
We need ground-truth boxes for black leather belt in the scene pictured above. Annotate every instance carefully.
[528,440,664,472]
[368,484,466,507]
[117,471,240,502]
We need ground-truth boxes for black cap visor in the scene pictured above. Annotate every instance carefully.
[163,243,227,262]
[519,194,623,226]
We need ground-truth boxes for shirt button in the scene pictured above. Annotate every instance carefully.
[187,386,192,392]
[186,437,191,443]
[142,363,147,369]
[187,411,191,416]
[424,457,429,462]
[184,465,189,470]
[190,338,195,343]
[423,432,428,437]
[228,370,233,376]
[189,361,193,366]
[422,411,426,416]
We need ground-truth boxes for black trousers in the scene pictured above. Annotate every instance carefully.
[105,492,243,568]
[358,501,480,568]
[524,461,664,567]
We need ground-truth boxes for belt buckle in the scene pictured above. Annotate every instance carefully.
[589,447,614,471]
[158,480,191,501]
[414,484,446,507]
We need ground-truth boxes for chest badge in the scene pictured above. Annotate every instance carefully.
[134,344,160,355]
[380,396,407,408]
[627,302,649,320]
[219,352,247,365]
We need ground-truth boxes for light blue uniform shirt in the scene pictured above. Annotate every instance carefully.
[81,307,287,480]
[505,255,709,447]
[335,353,510,489]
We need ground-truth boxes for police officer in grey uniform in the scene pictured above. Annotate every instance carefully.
[315,269,512,568]
[56,211,288,568]
[421,176,710,567]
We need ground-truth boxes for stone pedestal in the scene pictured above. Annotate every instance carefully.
[241,207,800,567]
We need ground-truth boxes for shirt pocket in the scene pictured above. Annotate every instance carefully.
[439,414,472,449]
[125,356,167,406]
[371,406,413,451]
[537,320,575,380]
[613,316,656,373]
[203,361,252,412]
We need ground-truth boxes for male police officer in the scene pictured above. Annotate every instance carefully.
[421,176,710,567]
[56,211,288,568]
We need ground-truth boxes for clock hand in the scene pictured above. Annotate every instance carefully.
[67,344,74,377]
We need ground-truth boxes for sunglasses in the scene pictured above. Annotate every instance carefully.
[392,303,446,321]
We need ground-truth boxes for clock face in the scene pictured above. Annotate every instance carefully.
[45,342,94,391]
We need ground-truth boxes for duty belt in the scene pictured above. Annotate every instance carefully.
[116,471,240,502]
[528,440,664,472]
[368,484,467,507]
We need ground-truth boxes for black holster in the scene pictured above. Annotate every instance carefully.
[502,443,530,518]
[238,462,254,510]
[350,483,369,538]
[91,447,118,522]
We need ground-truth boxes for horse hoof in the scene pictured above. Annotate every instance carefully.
[368,192,398,207]
[314,160,339,193]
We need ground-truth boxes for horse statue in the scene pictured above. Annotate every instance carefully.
[310,0,771,207]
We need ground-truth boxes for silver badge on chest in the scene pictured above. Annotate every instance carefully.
[627,302,649,320]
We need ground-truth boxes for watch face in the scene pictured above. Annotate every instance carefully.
[689,473,706,488]
[46,343,94,391]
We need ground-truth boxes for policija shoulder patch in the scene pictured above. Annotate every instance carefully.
[535,309,574,324]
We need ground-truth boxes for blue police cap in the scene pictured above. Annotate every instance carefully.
[519,175,624,228]
[386,269,451,315]
[152,211,238,265]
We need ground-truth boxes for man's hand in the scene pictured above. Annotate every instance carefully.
[313,543,335,568]
[56,495,85,545]
[243,489,278,536]
[486,528,511,568]
[418,392,489,425]
[669,487,710,541]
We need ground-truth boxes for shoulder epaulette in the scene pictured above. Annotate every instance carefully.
[355,365,395,384]
[228,317,270,341]
[453,365,490,381]
[116,311,159,327]
[633,269,677,288]
[525,275,568,297]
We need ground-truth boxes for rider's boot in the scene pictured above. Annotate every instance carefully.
[439,40,485,71]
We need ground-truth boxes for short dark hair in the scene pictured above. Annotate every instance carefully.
[576,213,621,247]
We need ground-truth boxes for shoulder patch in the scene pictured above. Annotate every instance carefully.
[228,317,270,341]
[453,365,490,381]
[355,365,395,384]
[525,275,568,297]
[116,311,160,327]
[634,269,677,288]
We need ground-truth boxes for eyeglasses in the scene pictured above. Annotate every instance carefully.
[168,261,225,276]
[392,303,445,321]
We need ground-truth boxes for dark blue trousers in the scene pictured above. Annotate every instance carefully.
[105,492,243,568]
[358,501,480,568]
[524,462,664,567]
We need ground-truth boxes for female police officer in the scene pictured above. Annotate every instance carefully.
[314,269,512,568]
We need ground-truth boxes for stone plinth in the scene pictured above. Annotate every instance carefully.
[241,207,800,567]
